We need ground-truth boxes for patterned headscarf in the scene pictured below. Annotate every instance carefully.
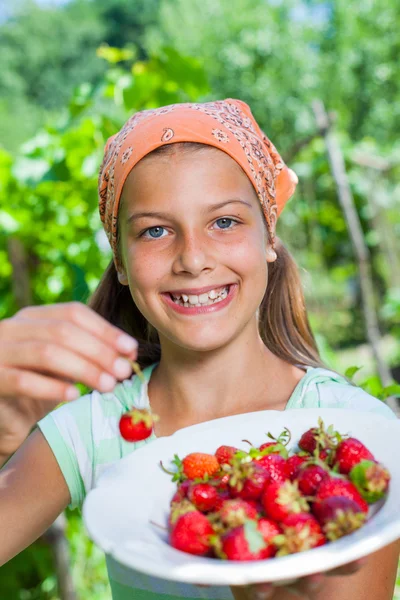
[98,98,298,269]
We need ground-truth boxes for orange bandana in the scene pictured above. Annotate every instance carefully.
[98,98,297,268]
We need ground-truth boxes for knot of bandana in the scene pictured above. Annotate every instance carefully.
[98,98,297,269]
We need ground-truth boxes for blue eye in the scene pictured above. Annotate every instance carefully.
[215,218,236,229]
[142,226,166,239]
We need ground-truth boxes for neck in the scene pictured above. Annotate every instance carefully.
[148,321,306,432]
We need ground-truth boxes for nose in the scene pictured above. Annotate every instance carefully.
[172,230,216,276]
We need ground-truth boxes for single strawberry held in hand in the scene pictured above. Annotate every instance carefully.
[119,408,158,442]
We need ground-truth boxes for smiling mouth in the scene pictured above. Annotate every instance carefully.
[167,285,230,308]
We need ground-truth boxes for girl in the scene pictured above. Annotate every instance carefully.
[0,99,398,600]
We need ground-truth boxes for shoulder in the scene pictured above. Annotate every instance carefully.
[290,367,397,420]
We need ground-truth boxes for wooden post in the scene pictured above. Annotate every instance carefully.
[312,100,399,415]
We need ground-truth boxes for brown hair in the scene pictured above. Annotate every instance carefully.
[89,143,324,370]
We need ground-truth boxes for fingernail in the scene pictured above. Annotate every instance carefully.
[113,358,132,379]
[65,387,80,401]
[308,576,325,590]
[253,586,273,600]
[99,373,117,391]
[117,335,138,353]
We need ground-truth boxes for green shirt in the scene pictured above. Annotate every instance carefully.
[37,363,396,600]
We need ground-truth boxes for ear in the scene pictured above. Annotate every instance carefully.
[265,205,277,263]
[117,268,129,286]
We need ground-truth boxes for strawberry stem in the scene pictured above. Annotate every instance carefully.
[131,361,146,383]
[149,519,168,532]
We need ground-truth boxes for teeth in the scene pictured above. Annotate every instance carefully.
[172,285,228,303]
[174,288,228,308]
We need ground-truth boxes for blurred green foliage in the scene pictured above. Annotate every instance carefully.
[1,0,400,598]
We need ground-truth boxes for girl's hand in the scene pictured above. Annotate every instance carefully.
[0,302,138,463]
[230,558,367,599]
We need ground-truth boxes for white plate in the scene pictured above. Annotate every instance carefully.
[83,408,400,586]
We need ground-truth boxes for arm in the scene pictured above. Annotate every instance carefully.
[231,541,400,600]
[313,540,400,600]
[0,427,70,566]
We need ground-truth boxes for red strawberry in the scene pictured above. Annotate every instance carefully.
[168,499,197,530]
[170,511,214,555]
[215,445,238,465]
[262,480,309,522]
[285,454,309,480]
[188,483,218,512]
[312,496,366,540]
[258,518,282,552]
[212,472,230,492]
[274,513,326,555]
[259,441,282,454]
[213,490,232,512]
[119,408,156,442]
[230,463,270,501]
[349,460,390,503]
[315,477,369,513]
[296,465,329,496]
[298,427,319,454]
[299,419,338,458]
[218,519,276,560]
[334,438,374,475]
[256,454,289,485]
[170,480,191,504]
[172,453,220,481]
[217,498,259,528]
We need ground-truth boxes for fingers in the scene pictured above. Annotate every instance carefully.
[0,342,126,395]
[325,557,367,577]
[12,302,139,357]
[0,366,81,403]
[0,318,136,385]
[231,583,274,600]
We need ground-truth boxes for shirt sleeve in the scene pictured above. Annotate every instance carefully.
[316,380,398,420]
[37,393,94,510]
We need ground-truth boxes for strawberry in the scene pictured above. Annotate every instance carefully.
[213,490,231,512]
[274,513,326,555]
[262,480,309,522]
[170,511,214,556]
[259,427,291,456]
[215,445,238,465]
[256,454,289,485]
[334,438,375,475]
[211,472,231,492]
[168,498,197,530]
[312,496,366,540]
[170,480,191,504]
[296,465,329,496]
[315,477,369,513]
[218,519,277,560]
[118,408,157,442]
[258,441,284,454]
[298,418,339,459]
[188,483,218,512]
[229,463,270,501]
[217,498,259,529]
[258,517,282,552]
[349,460,390,503]
[298,428,319,454]
[285,454,309,480]
[167,453,220,482]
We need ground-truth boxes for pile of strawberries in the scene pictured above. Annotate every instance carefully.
[162,419,390,560]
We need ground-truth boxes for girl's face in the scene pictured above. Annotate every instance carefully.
[118,147,277,352]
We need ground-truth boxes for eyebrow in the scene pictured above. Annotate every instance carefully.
[125,199,253,224]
